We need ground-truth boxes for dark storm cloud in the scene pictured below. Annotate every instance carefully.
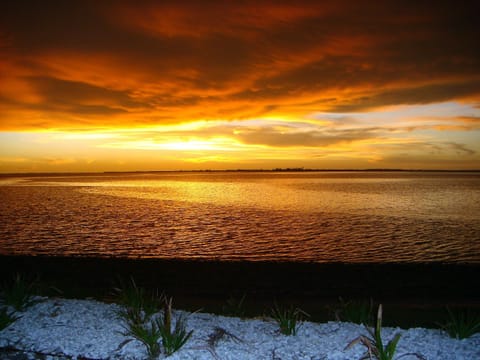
[0,76,145,123]
[0,0,479,129]
[29,76,142,110]
[326,81,480,113]
[234,127,382,147]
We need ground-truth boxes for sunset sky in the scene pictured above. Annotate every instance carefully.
[1,0,479,172]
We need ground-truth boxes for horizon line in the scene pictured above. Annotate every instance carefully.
[1,168,480,176]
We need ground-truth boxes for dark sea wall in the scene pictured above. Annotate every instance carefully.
[1,256,479,305]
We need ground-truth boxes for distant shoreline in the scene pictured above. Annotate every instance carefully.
[1,168,480,177]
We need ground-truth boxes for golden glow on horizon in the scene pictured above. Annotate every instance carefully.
[1,101,479,172]
[103,138,238,152]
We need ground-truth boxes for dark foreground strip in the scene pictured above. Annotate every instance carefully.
[1,255,478,302]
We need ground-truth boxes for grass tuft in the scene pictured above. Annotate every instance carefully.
[0,307,20,330]
[334,297,374,325]
[271,303,308,336]
[158,297,194,356]
[441,307,480,339]
[0,273,37,311]
[346,304,425,360]
[122,319,162,359]
[118,306,150,327]
[119,294,192,357]
[346,304,399,360]
[222,293,246,317]
[112,277,162,318]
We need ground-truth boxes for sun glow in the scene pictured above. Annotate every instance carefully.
[97,135,241,152]
[155,139,232,151]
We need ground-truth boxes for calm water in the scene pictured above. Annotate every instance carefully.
[0,171,479,263]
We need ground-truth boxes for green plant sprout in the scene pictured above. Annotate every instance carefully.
[0,273,37,311]
[158,297,194,356]
[271,303,308,336]
[112,277,162,318]
[346,304,425,360]
[335,297,374,325]
[222,293,247,317]
[120,295,192,358]
[0,307,20,330]
[442,307,480,339]
[118,306,150,328]
[122,318,162,359]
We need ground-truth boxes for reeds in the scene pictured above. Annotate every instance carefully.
[116,279,192,357]
[346,304,425,360]
[113,277,162,318]
[222,293,246,318]
[271,303,308,336]
[0,273,37,311]
[0,307,19,331]
[334,297,374,325]
[0,273,40,331]
[158,298,193,356]
[442,307,480,339]
[122,318,162,359]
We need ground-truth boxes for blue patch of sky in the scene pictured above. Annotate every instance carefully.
[310,102,480,123]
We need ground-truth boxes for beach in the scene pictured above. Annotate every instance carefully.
[1,256,479,326]
[1,257,479,359]
[1,296,479,360]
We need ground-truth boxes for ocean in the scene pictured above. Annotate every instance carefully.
[1,171,479,263]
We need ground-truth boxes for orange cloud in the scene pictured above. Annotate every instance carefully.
[0,1,479,134]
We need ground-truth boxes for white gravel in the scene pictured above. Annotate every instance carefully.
[1,297,479,359]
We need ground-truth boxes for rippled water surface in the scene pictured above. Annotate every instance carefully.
[1,171,479,263]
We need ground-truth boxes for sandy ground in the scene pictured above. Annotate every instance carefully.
[1,297,479,360]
